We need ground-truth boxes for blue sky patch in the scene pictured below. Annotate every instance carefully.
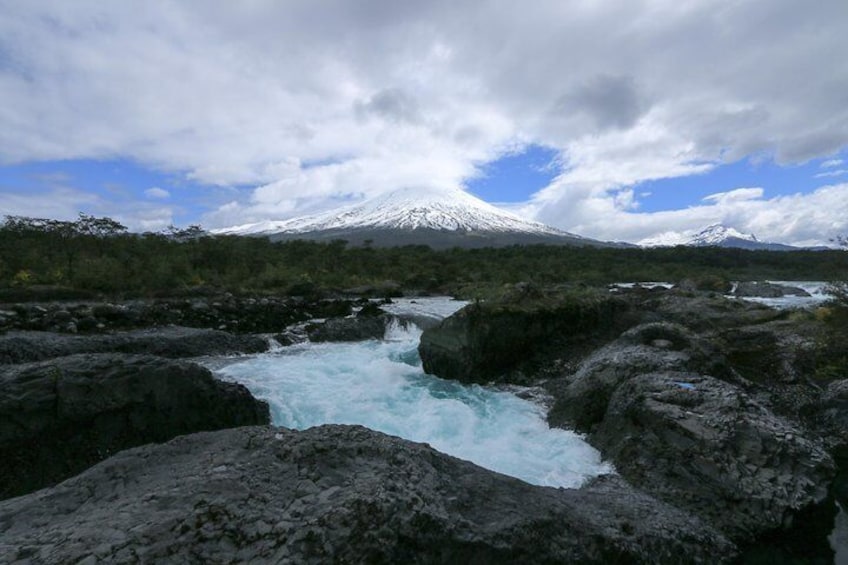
[0,158,235,225]
[0,158,172,198]
[634,152,848,212]
[466,144,561,203]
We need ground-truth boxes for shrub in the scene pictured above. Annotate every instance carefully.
[11,269,33,287]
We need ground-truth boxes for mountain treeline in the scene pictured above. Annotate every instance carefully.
[1,214,847,298]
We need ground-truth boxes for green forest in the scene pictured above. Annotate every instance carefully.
[2,214,847,299]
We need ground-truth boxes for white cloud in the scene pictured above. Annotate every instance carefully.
[821,159,844,168]
[702,187,764,205]
[0,186,176,232]
[144,187,170,199]
[534,182,848,247]
[0,1,846,241]
[0,187,101,222]
[814,169,847,179]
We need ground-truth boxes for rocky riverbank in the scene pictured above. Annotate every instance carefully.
[0,292,409,501]
[0,327,269,364]
[420,284,847,561]
[0,293,360,335]
[1,283,845,562]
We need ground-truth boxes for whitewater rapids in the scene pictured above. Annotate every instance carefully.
[212,298,612,488]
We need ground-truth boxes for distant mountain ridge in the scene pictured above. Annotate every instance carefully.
[215,187,617,249]
[640,224,803,251]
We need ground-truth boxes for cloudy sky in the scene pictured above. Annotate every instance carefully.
[0,0,846,245]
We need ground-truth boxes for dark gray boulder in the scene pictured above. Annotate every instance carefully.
[306,315,388,342]
[0,425,735,564]
[733,281,811,299]
[592,372,834,544]
[812,379,848,451]
[715,318,825,424]
[416,291,781,387]
[416,290,843,558]
[547,322,735,432]
[0,354,269,500]
[0,327,269,364]
[545,320,837,555]
[718,320,817,385]
[419,292,632,385]
[638,292,787,332]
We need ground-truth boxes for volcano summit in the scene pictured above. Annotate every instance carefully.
[216,188,609,248]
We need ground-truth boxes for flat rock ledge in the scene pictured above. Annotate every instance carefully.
[0,327,269,365]
[0,425,735,564]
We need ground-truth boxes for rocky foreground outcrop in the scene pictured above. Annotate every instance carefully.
[547,322,735,431]
[421,288,846,560]
[0,354,269,500]
[1,285,843,562]
[547,322,836,549]
[596,372,833,538]
[0,425,735,564]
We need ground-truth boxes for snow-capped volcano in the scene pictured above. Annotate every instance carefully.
[215,187,611,249]
[689,224,759,246]
[640,224,798,250]
[218,187,571,237]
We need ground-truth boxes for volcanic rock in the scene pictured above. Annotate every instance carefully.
[547,322,735,432]
[0,425,735,564]
[733,281,811,299]
[0,354,269,499]
[306,316,388,342]
[0,327,269,364]
[419,291,632,384]
[592,371,834,543]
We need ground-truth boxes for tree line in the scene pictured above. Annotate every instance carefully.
[1,214,847,298]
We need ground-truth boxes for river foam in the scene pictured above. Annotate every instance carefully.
[214,300,612,488]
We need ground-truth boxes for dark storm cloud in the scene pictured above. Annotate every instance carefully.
[557,75,649,131]
[355,88,421,124]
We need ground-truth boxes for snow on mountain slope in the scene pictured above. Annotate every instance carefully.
[688,224,758,246]
[217,187,577,237]
[638,224,811,250]
[640,224,759,247]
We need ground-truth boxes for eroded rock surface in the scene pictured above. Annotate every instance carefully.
[547,321,836,549]
[547,322,734,432]
[0,425,735,564]
[0,354,269,499]
[593,372,834,540]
